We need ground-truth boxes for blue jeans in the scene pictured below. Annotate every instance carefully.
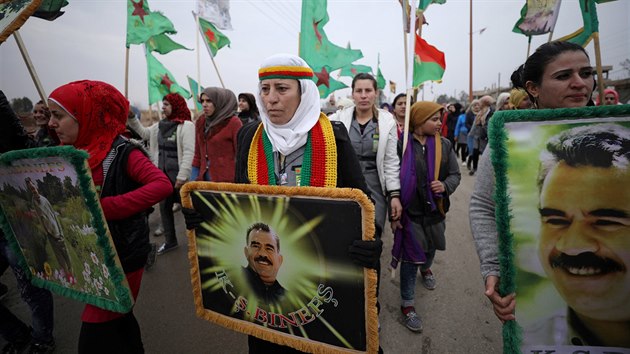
[0,236,54,344]
[400,250,436,308]
[190,166,210,181]
[160,187,180,246]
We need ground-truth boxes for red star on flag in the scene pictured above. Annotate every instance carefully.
[160,74,173,90]
[204,28,216,44]
[315,67,330,87]
[351,68,357,75]
[131,0,147,24]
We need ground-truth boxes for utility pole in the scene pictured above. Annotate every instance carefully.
[468,0,473,103]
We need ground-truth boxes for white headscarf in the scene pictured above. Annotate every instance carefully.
[255,54,321,156]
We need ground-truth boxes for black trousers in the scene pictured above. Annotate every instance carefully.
[78,312,144,354]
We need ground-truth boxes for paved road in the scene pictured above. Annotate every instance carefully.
[1,171,502,353]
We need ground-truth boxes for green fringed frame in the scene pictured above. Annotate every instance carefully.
[0,0,42,43]
[0,146,134,313]
[181,182,379,354]
[487,104,630,354]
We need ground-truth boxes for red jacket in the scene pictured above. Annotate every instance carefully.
[440,111,449,137]
[193,115,242,182]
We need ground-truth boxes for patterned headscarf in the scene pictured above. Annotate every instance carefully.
[255,53,321,156]
[49,80,128,169]
[199,87,237,133]
[164,93,191,124]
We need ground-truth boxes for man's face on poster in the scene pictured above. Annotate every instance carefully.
[244,229,283,286]
[538,162,630,321]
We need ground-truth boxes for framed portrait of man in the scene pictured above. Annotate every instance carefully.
[0,0,42,43]
[0,146,133,313]
[181,182,379,354]
[489,105,630,354]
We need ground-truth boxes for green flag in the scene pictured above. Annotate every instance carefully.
[198,16,230,57]
[146,50,191,105]
[127,0,176,47]
[339,64,372,78]
[33,0,68,21]
[376,69,386,90]
[146,34,191,54]
[418,0,446,11]
[376,55,386,90]
[187,76,204,111]
[299,0,363,71]
[556,0,608,47]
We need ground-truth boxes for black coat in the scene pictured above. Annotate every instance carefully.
[100,137,152,273]
[0,90,37,153]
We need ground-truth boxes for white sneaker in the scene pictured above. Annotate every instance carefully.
[461,162,467,166]
[172,203,182,212]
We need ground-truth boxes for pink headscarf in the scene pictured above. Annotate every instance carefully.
[596,88,619,106]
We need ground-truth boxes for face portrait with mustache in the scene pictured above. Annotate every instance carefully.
[244,227,283,286]
[538,162,630,322]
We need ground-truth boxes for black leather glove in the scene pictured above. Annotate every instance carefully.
[348,239,383,269]
[182,207,204,230]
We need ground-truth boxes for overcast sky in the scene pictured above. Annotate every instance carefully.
[1,0,629,109]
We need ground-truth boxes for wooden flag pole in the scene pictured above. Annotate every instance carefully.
[13,30,47,103]
[402,0,409,83]
[526,35,532,58]
[402,1,419,158]
[209,52,225,88]
[124,47,130,98]
[403,32,409,83]
[196,13,201,107]
[593,32,605,104]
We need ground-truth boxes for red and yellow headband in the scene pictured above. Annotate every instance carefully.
[258,65,314,81]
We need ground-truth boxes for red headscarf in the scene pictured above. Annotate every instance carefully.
[163,93,191,124]
[49,80,128,169]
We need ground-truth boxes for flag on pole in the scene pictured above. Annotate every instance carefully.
[198,16,230,57]
[512,0,562,36]
[376,54,386,90]
[187,76,204,111]
[146,34,191,54]
[339,64,373,78]
[413,34,445,87]
[33,0,68,21]
[146,49,191,104]
[556,0,608,47]
[196,0,232,30]
[126,0,176,47]
[313,66,347,98]
[418,0,446,11]
[299,0,363,71]
[398,0,412,33]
